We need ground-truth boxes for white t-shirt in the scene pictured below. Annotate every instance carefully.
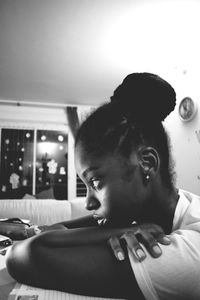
[128,189,200,300]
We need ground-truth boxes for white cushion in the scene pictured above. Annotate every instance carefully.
[0,199,72,225]
[70,197,91,219]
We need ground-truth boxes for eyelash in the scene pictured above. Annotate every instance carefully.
[90,178,101,191]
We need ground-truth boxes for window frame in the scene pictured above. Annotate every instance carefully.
[0,121,76,200]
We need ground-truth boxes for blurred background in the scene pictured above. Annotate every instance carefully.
[0,0,199,197]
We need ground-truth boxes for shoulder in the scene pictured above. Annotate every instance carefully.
[179,188,200,203]
[128,231,200,299]
[173,189,200,231]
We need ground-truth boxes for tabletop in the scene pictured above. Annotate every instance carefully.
[0,251,16,300]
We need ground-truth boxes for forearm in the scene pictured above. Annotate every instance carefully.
[49,214,97,229]
[34,225,133,247]
[35,215,97,234]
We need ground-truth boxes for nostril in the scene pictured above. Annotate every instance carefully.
[86,202,94,211]
[85,197,100,211]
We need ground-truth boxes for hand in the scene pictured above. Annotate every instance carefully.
[108,223,171,262]
[0,222,29,240]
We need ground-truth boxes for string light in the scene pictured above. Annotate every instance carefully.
[41,135,46,141]
[58,135,64,142]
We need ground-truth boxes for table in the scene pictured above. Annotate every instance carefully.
[0,252,16,300]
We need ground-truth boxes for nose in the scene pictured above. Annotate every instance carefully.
[85,193,100,211]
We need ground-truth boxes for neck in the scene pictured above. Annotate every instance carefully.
[140,185,179,234]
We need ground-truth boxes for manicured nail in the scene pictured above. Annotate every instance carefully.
[162,236,171,244]
[117,251,125,261]
[152,245,162,256]
[136,249,146,261]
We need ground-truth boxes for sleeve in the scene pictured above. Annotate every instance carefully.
[128,230,200,300]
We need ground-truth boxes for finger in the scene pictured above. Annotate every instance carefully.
[122,232,146,262]
[146,227,171,245]
[108,236,125,261]
[136,230,162,258]
[156,234,171,245]
[139,223,163,236]
[144,226,171,245]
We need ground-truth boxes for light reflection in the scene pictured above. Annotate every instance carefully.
[38,142,57,157]
[102,0,200,74]
[58,135,64,142]
[41,135,46,141]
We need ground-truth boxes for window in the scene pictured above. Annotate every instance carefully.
[76,175,87,197]
[36,130,68,199]
[0,102,93,200]
[0,128,34,198]
[0,128,68,200]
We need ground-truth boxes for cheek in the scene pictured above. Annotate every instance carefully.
[109,184,142,220]
[101,186,132,216]
[94,189,115,218]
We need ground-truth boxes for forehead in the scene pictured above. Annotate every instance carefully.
[75,143,106,171]
[75,142,121,176]
[75,142,139,181]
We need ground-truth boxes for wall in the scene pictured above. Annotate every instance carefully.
[0,103,68,130]
[1,0,200,108]
[164,76,200,195]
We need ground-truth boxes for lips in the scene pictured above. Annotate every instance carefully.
[97,218,107,226]
[93,214,107,226]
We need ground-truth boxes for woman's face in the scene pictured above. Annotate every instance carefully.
[75,143,148,226]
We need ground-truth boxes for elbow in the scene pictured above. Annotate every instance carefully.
[6,237,39,284]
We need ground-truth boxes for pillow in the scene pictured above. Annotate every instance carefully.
[70,197,90,219]
[36,187,55,199]
[22,194,36,199]
[0,199,72,225]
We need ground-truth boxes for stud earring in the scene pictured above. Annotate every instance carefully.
[145,174,150,181]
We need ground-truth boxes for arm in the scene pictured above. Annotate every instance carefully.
[0,215,97,239]
[6,226,146,299]
[127,229,200,299]
[39,222,170,260]
[44,214,97,230]
[109,223,171,261]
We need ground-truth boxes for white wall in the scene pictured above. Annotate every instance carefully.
[0,103,68,130]
[164,77,200,195]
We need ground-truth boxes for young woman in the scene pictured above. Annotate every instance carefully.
[6,73,200,299]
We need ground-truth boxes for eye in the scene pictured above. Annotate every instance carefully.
[90,178,101,190]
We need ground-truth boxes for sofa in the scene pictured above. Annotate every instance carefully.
[0,197,90,226]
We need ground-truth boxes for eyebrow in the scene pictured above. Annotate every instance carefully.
[82,167,99,178]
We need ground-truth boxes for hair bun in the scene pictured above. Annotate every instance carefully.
[110,73,176,122]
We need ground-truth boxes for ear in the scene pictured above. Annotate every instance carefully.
[137,146,160,181]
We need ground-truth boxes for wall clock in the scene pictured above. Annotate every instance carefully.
[178,97,198,122]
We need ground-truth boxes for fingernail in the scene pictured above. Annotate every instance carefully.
[152,245,162,256]
[117,251,125,261]
[136,249,146,261]
[162,236,171,244]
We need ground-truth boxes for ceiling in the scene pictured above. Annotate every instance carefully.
[0,0,199,106]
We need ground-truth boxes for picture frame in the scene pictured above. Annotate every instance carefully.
[178,97,198,122]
